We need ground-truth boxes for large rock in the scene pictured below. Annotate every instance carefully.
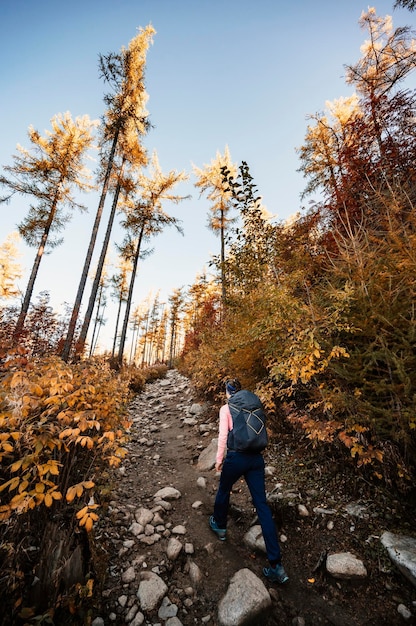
[153,486,181,500]
[218,568,271,626]
[137,571,168,612]
[326,552,367,580]
[197,438,218,471]
[243,525,267,554]
[381,531,416,587]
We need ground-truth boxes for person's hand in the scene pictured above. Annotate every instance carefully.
[215,461,223,472]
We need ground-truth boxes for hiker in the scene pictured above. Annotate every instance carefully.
[209,378,289,584]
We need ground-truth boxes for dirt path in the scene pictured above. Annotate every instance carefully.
[95,370,415,626]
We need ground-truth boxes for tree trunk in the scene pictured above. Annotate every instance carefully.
[111,296,123,358]
[117,223,145,366]
[77,174,123,355]
[14,199,58,340]
[60,128,119,362]
[220,205,226,312]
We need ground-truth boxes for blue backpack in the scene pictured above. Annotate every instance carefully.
[227,390,268,453]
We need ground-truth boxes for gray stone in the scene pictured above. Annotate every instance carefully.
[243,524,267,554]
[183,417,198,426]
[153,486,181,500]
[125,604,139,622]
[92,619,105,626]
[188,560,203,587]
[197,439,218,471]
[313,507,337,515]
[135,507,154,526]
[397,604,412,620]
[165,617,183,626]
[137,571,168,612]
[189,403,205,415]
[158,596,178,619]
[344,503,369,519]
[121,566,136,583]
[218,568,271,626]
[381,531,416,587]
[326,552,367,580]
[166,537,183,561]
[130,613,144,626]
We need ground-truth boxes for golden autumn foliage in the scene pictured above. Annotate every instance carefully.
[0,353,131,529]
[179,11,416,488]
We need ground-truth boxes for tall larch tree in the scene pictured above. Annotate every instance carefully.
[116,152,187,365]
[0,113,96,340]
[61,25,155,361]
[193,146,237,305]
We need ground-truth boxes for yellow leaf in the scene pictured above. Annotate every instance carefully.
[30,384,44,397]
[308,578,315,584]
[8,477,20,491]
[85,516,94,532]
[76,506,89,519]
[0,478,15,493]
[45,493,53,507]
[66,486,76,503]
[19,480,29,493]
[83,481,95,489]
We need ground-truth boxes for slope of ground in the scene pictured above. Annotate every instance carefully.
[93,370,416,626]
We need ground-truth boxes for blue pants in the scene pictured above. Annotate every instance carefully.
[213,450,281,564]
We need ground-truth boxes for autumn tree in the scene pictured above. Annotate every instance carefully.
[193,146,237,304]
[222,161,278,294]
[168,287,185,367]
[116,153,187,365]
[0,113,96,340]
[0,233,22,299]
[298,10,416,236]
[61,25,155,361]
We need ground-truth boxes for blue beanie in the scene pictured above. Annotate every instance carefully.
[225,379,241,395]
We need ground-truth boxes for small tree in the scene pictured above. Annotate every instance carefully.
[0,113,96,339]
[193,146,237,305]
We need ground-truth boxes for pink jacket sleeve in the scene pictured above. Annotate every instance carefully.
[216,403,233,464]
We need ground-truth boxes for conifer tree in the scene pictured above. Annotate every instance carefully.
[61,25,155,361]
[168,287,184,367]
[0,113,96,339]
[193,146,237,304]
[116,153,187,365]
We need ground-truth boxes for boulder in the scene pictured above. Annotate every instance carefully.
[381,531,416,587]
[218,568,271,626]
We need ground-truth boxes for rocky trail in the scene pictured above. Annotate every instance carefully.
[92,370,416,626]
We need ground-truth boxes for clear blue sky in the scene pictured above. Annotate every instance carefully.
[0,0,414,352]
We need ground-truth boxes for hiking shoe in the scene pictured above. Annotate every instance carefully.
[263,564,289,584]
[209,515,226,541]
